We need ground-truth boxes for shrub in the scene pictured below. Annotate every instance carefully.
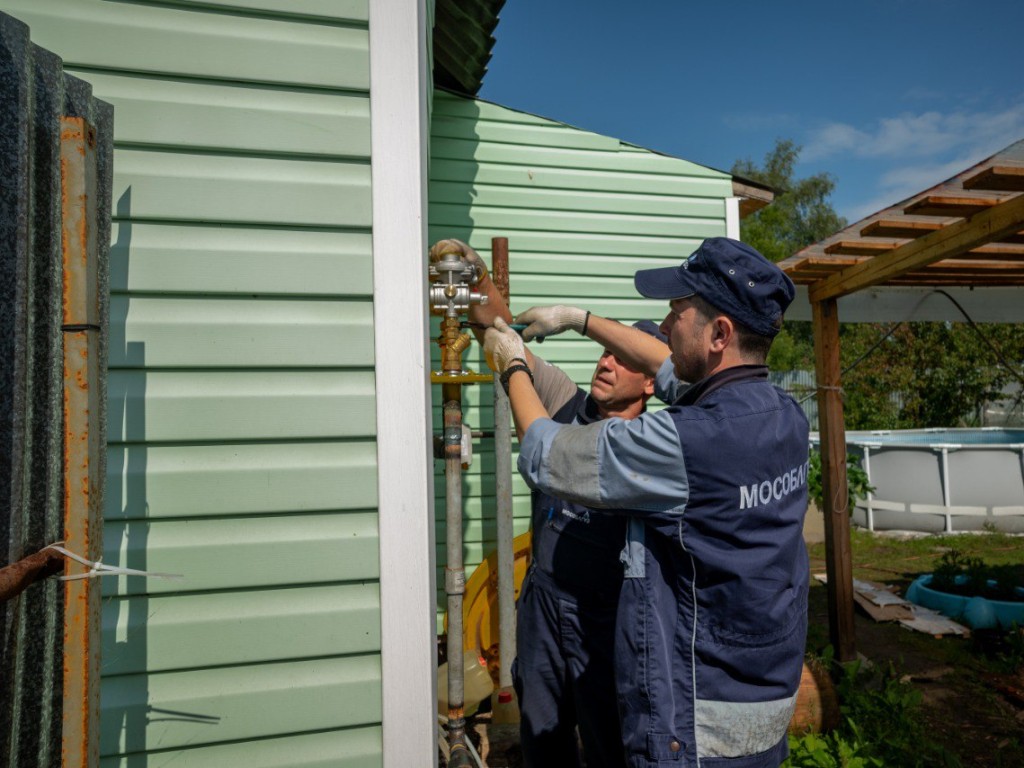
[807,449,873,513]
[784,657,960,768]
[929,549,1024,603]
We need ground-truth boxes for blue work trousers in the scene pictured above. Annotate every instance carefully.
[512,567,626,768]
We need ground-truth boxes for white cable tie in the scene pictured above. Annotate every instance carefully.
[43,544,184,582]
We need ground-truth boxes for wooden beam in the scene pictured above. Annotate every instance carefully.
[862,218,1024,243]
[970,242,1024,257]
[809,192,1024,302]
[905,194,1003,218]
[824,239,902,256]
[811,298,856,663]
[962,165,1024,192]
[733,178,774,218]
[860,218,945,239]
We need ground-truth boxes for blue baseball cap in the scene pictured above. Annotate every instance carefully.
[633,237,794,337]
[632,319,668,344]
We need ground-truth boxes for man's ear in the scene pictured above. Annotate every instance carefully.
[642,376,655,399]
[709,316,733,353]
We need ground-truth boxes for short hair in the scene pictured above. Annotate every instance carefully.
[689,295,776,363]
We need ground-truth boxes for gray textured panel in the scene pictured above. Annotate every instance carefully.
[0,12,112,766]
[0,14,35,763]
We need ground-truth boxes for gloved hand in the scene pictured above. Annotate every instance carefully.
[483,317,527,373]
[514,305,588,342]
[428,238,488,282]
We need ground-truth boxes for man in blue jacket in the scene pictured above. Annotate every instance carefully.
[430,239,668,768]
[485,237,810,768]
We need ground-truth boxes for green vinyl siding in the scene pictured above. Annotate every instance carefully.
[0,1,381,765]
[428,90,733,628]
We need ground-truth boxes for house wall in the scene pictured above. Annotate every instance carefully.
[0,1,385,765]
[427,90,734,628]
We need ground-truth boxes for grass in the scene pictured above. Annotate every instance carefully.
[816,526,1024,581]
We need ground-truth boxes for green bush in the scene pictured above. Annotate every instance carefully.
[807,449,874,512]
[784,657,960,768]
[929,549,1024,603]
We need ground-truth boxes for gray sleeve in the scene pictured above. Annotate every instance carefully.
[653,356,682,404]
[530,355,579,415]
[518,410,688,516]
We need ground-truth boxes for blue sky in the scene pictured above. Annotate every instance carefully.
[479,0,1024,225]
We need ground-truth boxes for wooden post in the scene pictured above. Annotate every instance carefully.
[60,117,101,768]
[811,296,856,662]
[491,237,509,306]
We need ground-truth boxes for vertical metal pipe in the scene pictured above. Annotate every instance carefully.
[490,237,516,698]
[443,386,469,754]
[940,446,952,533]
[863,446,874,532]
[60,117,101,768]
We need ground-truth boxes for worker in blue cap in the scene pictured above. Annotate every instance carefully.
[429,238,669,768]
[485,237,810,768]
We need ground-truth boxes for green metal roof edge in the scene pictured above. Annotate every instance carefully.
[433,0,505,95]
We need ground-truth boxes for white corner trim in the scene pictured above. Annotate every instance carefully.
[369,2,437,767]
[725,196,740,239]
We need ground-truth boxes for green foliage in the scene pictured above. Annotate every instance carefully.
[806,449,873,512]
[732,139,847,264]
[784,659,961,768]
[733,139,842,374]
[766,322,815,371]
[784,728,881,768]
[839,321,1024,429]
[929,550,1024,603]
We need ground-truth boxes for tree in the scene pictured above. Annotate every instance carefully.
[731,139,844,370]
[731,139,1024,429]
[840,321,1024,429]
[732,139,846,264]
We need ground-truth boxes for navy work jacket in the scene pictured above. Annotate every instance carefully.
[530,389,626,600]
[519,362,810,768]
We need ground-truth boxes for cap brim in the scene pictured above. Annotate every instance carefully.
[634,266,696,300]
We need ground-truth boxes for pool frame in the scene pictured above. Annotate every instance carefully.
[812,428,1024,533]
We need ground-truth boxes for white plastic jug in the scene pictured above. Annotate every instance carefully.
[437,652,494,717]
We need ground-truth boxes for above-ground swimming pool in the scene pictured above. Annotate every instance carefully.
[811,428,1024,534]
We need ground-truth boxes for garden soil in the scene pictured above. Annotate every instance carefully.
[804,505,1024,767]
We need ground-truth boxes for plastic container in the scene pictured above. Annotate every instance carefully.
[905,574,1024,629]
[437,653,494,717]
[490,686,520,724]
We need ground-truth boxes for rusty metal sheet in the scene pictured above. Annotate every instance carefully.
[60,116,102,768]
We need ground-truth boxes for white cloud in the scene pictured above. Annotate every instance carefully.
[801,123,868,160]
[816,102,1024,222]
[804,103,1024,162]
[844,149,1017,223]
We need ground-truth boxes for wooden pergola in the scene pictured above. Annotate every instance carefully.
[778,138,1024,661]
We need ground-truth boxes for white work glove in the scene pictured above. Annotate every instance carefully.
[514,305,588,342]
[428,238,488,281]
[483,317,527,373]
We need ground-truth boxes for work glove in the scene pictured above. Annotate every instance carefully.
[483,317,527,373]
[428,238,488,282]
[514,305,588,342]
